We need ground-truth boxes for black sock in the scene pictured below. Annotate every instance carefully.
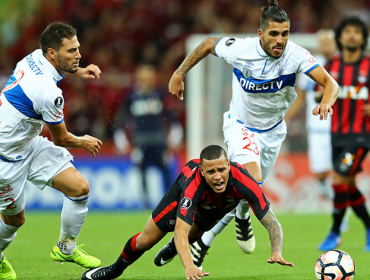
[352,203,370,229]
[331,184,349,234]
[113,233,145,275]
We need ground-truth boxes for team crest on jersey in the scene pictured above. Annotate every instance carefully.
[54,96,64,108]
[225,38,235,46]
[358,74,367,84]
[242,67,252,78]
[180,197,192,209]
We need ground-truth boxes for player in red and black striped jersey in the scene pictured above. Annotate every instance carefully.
[82,145,293,280]
[318,17,370,252]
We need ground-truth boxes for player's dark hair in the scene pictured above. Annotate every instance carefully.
[40,22,77,54]
[200,145,227,164]
[335,16,368,51]
[260,0,289,30]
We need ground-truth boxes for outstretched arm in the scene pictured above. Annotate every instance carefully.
[306,65,338,120]
[169,37,220,100]
[259,209,294,267]
[174,218,209,279]
[65,64,101,79]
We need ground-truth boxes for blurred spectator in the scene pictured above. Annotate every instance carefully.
[113,64,183,208]
[0,0,369,140]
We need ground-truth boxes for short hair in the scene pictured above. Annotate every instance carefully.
[260,0,289,30]
[40,22,77,54]
[200,145,227,164]
[335,16,368,51]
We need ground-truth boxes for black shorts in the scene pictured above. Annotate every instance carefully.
[332,146,369,176]
[152,182,231,232]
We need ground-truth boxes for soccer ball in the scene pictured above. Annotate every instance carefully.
[315,250,355,280]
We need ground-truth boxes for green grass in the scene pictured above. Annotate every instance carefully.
[7,211,369,279]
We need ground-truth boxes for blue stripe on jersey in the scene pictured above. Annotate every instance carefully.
[3,76,42,120]
[304,63,319,74]
[233,68,296,93]
[214,37,224,58]
[44,118,64,125]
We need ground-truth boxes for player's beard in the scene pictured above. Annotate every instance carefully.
[56,57,79,74]
[261,37,284,58]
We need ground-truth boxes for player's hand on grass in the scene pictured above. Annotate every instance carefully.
[312,103,333,120]
[267,252,294,267]
[83,135,103,157]
[81,64,101,79]
[185,265,210,280]
[169,73,184,100]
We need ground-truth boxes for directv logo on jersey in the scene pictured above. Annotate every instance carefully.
[234,68,296,93]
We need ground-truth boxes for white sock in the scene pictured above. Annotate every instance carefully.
[201,209,236,247]
[0,218,18,253]
[236,200,250,219]
[59,195,89,255]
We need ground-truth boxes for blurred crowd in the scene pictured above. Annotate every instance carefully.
[0,0,370,143]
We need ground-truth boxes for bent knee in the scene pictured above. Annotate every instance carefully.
[2,214,25,228]
[136,235,157,251]
[69,178,90,197]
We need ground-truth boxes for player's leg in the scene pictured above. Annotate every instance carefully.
[83,216,167,280]
[82,182,181,280]
[0,211,25,280]
[344,149,370,251]
[0,158,31,279]
[156,211,218,269]
[191,114,262,260]
[26,136,99,268]
[50,165,100,267]
[318,146,368,250]
[307,131,333,199]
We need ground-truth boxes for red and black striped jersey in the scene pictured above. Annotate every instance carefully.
[175,159,270,226]
[325,53,370,146]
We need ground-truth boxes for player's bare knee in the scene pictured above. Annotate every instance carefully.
[2,214,25,228]
[73,178,90,197]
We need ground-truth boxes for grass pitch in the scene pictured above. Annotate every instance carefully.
[8,211,369,279]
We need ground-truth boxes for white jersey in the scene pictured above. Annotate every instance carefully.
[0,49,65,161]
[215,37,319,131]
[296,55,331,133]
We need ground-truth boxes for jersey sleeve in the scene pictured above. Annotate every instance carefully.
[215,37,252,65]
[230,164,270,220]
[292,44,319,75]
[33,86,65,124]
[176,170,206,225]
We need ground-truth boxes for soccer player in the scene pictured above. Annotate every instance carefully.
[0,22,102,279]
[285,29,337,199]
[167,0,338,268]
[318,16,370,252]
[82,145,293,280]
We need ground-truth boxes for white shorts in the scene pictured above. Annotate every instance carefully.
[223,112,287,183]
[0,136,74,215]
[307,131,332,174]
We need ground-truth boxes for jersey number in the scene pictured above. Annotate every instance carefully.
[241,128,259,155]
[5,198,16,210]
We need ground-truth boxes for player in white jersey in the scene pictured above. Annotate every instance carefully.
[286,29,337,199]
[160,0,339,271]
[0,23,102,279]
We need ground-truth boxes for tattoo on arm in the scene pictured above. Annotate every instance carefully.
[260,209,283,254]
[175,38,220,77]
[307,73,324,87]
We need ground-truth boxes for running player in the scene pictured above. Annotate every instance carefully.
[318,16,370,252]
[286,29,337,199]
[0,22,102,279]
[167,0,338,268]
[81,145,293,280]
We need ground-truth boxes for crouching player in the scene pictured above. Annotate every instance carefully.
[82,145,293,280]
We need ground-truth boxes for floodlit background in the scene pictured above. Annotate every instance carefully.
[0,0,369,212]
